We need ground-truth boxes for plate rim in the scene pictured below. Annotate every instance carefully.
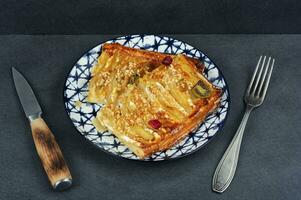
[63,34,231,161]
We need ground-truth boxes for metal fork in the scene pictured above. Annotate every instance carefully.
[212,56,275,193]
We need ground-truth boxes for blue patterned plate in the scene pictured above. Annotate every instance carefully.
[64,35,230,161]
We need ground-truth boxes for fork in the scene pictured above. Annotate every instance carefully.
[212,56,275,193]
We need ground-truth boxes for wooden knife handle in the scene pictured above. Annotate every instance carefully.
[30,117,72,191]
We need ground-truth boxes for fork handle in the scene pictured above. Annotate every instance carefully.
[212,105,252,193]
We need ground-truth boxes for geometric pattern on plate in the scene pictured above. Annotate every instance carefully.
[63,34,230,161]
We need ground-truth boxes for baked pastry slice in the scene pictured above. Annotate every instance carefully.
[87,43,204,104]
[88,43,221,159]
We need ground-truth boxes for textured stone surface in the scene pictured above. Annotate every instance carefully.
[0,0,301,34]
[0,35,300,200]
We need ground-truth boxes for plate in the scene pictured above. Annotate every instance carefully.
[63,35,230,161]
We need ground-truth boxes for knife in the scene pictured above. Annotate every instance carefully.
[12,67,72,191]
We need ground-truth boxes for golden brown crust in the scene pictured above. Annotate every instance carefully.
[88,43,221,159]
[139,89,221,157]
[103,43,167,60]
[103,43,204,72]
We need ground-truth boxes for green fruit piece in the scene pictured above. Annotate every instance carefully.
[190,80,211,98]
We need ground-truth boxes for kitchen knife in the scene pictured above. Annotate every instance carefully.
[12,67,72,191]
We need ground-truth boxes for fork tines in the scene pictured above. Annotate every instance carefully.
[246,56,275,99]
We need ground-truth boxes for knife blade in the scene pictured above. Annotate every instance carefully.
[12,67,72,191]
[12,67,42,120]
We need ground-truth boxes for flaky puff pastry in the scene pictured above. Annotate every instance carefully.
[87,43,221,159]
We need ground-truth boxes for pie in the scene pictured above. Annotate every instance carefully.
[87,43,222,159]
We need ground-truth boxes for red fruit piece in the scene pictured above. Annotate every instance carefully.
[162,56,173,66]
[148,119,162,129]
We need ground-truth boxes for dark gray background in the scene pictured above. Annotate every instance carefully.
[1,0,301,34]
[0,35,300,200]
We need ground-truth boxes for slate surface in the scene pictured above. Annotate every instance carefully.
[0,35,300,200]
[1,0,301,34]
